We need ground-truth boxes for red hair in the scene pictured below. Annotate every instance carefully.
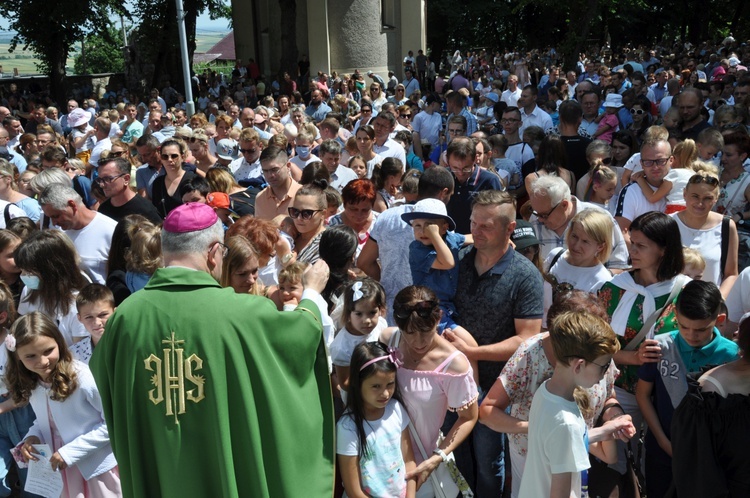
[341,179,377,206]
[226,216,279,256]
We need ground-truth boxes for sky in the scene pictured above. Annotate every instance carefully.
[0,10,231,34]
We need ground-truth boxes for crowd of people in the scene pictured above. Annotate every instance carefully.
[0,37,746,498]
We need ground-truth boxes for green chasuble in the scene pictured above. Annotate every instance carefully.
[90,267,335,498]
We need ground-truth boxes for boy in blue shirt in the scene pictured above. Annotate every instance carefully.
[401,198,470,334]
[636,280,739,498]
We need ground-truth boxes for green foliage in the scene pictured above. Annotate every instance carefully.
[73,26,125,75]
[4,0,126,101]
[426,0,750,69]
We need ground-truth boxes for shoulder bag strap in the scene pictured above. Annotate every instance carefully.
[407,421,449,498]
[720,216,730,280]
[624,276,686,351]
[546,249,565,273]
[3,203,11,227]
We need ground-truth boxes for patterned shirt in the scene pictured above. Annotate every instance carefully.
[454,246,544,392]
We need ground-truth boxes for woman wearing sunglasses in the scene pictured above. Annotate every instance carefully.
[379,285,478,497]
[289,180,328,264]
[626,95,652,146]
[151,139,195,218]
[672,172,738,295]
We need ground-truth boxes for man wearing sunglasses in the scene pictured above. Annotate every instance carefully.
[529,175,629,270]
[97,157,161,223]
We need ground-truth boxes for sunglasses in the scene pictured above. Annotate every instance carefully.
[189,136,208,143]
[400,114,411,119]
[288,207,322,220]
[161,153,180,160]
[240,148,257,154]
[109,150,126,157]
[95,173,126,185]
[688,174,719,186]
[393,300,439,320]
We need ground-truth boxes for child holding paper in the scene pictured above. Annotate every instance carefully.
[7,311,122,497]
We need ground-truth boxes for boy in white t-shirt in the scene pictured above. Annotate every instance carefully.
[519,311,628,498]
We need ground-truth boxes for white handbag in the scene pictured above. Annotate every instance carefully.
[407,422,473,498]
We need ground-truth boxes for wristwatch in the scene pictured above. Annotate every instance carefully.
[737,213,745,226]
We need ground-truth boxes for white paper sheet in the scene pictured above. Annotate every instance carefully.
[24,444,64,498]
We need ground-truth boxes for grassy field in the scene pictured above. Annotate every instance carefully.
[0,30,230,76]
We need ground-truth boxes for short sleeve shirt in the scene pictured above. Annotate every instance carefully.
[409,231,465,311]
[454,246,544,392]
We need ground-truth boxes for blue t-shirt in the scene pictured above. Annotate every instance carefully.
[409,230,465,314]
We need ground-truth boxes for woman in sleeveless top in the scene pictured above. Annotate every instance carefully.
[672,173,738,295]
[380,286,478,498]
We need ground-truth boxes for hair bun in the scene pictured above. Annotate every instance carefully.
[312,179,329,190]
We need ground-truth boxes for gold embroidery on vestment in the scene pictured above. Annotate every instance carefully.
[144,332,205,423]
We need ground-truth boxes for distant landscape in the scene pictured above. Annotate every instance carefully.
[0,28,230,76]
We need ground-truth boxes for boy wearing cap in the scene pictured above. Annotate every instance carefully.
[402,198,472,334]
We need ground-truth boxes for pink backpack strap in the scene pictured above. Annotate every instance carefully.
[435,350,463,373]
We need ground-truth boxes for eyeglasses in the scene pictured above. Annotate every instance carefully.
[109,150,126,157]
[262,167,283,176]
[630,108,646,115]
[399,114,411,119]
[213,241,229,258]
[640,157,671,168]
[565,356,611,375]
[95,173,126,185]
[393,300,439,320]
[450,165,474,174]
[288,207,323,220]
[240,148,258,154]
[161,153,180,160]
[500,118,520,124]
[688,174,719,186]
[532,200,562,220]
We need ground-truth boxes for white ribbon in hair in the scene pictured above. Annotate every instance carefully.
[352,281,364,302]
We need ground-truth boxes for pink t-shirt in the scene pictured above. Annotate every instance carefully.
[597,112,619,143]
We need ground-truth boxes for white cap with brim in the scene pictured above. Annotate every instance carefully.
[401,198,456,231]
[216,138,239,161]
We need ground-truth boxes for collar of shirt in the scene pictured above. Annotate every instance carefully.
[674,328,723,360]
[466,245,516,276]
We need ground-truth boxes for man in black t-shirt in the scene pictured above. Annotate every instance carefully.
[558,100,592,182]
[97,157,162,223]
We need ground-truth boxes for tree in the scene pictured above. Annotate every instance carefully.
[127,0,230,96]
[74,26,126,75]
[4,0,125,104]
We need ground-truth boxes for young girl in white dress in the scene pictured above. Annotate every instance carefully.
[8,312,121,498]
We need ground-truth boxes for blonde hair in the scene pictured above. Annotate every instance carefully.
[683,247,706,271]
[6,312,78,403]
[278,261,307,285]
[691,160,719,178]
[672,139,698,169]
[565,209,614,264]
[67,158,86,174]
[125,221,162,275]
[220,235,264,295]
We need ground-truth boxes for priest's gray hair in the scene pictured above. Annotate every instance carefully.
[529,175,571,206]
[161,218,224,256]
